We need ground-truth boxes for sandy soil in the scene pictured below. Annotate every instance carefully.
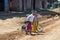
[0,14,59,40]
[52,8,60,13]
[17,19,60,40]
[0,17,26,40]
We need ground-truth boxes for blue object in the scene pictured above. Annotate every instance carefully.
[4,0,9,11]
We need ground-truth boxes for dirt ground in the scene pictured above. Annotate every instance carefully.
[0,16,59,40]
[0,10,60,40]
[15,18,60,40]
[0,17,26,40]
[52,8,60,13]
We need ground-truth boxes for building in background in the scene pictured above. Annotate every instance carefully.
[0,0,58,12]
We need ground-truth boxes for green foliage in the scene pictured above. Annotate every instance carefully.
[58,2,60,4]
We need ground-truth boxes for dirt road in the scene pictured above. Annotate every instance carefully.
[0,16,60,40]
[17,19,60,40]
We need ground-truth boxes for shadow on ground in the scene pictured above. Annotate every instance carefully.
[37,9,60,16]
[0,9,60,20]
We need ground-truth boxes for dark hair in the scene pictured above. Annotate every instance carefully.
[24,21,30,24]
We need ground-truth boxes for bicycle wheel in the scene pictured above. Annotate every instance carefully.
[37,25,42,32]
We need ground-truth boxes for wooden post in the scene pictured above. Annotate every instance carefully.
[19,0,23,11]
[22,0,24,11]
[32,0,35,10]
[24,0,27,10]
[31,0,35,10]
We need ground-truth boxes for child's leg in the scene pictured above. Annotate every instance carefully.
[26,30,28,35]
[29,29,32,35]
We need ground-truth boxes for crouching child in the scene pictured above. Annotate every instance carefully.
[25,21,32,35]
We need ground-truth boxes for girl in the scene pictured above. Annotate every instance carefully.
[25,21,32,35]
[32,12,38,33]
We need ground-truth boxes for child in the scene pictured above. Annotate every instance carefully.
[32,16,38,33]
[25,21,32,35]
